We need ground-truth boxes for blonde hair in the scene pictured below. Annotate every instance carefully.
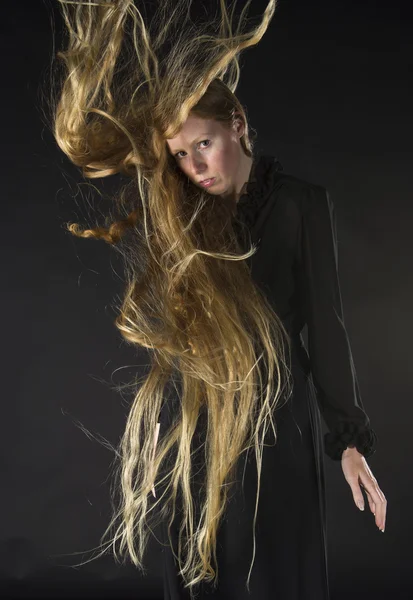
[48,0,293,596]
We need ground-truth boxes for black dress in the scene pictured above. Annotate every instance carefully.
[154,154,378,599]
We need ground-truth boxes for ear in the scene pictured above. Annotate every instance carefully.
[232,113,245,138]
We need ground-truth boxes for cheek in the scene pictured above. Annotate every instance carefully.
[178,163,191,178]
[211,149,232,177]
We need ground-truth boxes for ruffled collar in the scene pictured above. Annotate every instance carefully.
[234,153,284,230]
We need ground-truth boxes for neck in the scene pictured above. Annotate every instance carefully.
[235,153,254,204]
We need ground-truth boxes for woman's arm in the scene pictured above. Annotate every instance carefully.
[298,183,378,461]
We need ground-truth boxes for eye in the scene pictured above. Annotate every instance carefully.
[175,139,211,159]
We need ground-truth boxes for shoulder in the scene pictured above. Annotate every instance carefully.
[271,171,330,216]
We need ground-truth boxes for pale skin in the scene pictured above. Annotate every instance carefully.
[166,112,253,208]
[166,114,387,534]
[342,446,387,532]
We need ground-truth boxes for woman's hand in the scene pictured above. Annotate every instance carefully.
[341,446,387,532]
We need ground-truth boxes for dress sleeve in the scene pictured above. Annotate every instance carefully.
[299,184,378,461]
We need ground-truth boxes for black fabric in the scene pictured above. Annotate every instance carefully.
[234,153,377,461]
[154,153,377,598]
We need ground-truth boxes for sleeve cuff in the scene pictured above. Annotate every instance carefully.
[324,421,378,461]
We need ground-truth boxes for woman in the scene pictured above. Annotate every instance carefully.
[49,0,386,598]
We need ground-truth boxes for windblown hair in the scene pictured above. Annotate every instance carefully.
[49,0,293,595]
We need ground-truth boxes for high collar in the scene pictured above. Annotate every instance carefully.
[235,153,283,230]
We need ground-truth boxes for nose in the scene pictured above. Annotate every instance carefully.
[189,154,207,177]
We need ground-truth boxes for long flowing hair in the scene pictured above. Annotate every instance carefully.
[48,0,293,595]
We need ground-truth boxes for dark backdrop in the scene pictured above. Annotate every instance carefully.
[1,1,411,598]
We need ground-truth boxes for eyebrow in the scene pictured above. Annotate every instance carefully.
[169,133,213,153]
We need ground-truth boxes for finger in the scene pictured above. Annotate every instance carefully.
[362,486,375,514]
[360,481,375,515]
[360,474,387,531]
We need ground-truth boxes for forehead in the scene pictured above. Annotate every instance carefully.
[166,115,220,149]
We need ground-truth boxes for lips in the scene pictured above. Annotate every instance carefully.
[199,177,216,187]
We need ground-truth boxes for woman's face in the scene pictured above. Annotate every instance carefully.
[166,113,249,202]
